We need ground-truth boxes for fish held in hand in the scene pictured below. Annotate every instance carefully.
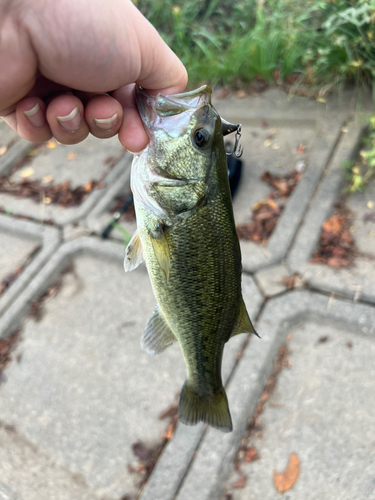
[125,85,258,433]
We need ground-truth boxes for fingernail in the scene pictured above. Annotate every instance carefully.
[23,103,45,127]
[57,107,81,132]
[94,112,118,130]
[126,149,142,155]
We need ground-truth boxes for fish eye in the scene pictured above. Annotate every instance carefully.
[193,128,210,148]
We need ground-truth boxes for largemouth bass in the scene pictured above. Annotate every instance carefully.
[125,85,257,432]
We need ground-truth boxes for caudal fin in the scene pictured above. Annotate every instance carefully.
[178,381,233,433]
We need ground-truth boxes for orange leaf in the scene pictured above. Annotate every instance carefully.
[322,216,343,235]
[273,453,300,493]
[67,151,77,161]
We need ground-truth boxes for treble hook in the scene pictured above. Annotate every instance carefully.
[226,124,243,158]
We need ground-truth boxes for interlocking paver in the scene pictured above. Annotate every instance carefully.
[0,136,130,225]
[224,320,375,500]
[175,291,375,500]
[288,119,375,303]
[0,237,188,498]
[0,120,33,176]
[0,89,373,500]
[215,91,347,272]
[0,215,60,316]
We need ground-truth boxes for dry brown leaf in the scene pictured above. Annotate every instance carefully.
[273,453,300,493]
[67,151,77,161]
[0,146,7,156]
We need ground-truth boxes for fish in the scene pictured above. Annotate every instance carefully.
[124,85,257,433]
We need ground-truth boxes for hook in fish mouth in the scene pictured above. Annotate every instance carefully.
[221,119,243,158]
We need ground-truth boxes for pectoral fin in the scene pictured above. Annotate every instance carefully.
[150,229,171,281]
[124,230,144,272]
[231,299,260,338]
[141,305,176,355]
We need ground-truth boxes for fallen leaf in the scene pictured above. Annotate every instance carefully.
[67,151,77,161]
[235,90,247,99]
[233,474,246,489]
[46,140,57,149]
[132,441,150,461]
[43,197,52,205]
[42,175,54,184]
[322,215,343,235]
[297,143,306,154]
[273,453,300,493]
[264,139,272,147]
[162,424,174,440]
[271,143,280,150]
[0,146,7,156]
[18,167,35,178]
[367,201,374,209]
[244,447,259,463]
[316,96,326,103]
[252,199,278,211]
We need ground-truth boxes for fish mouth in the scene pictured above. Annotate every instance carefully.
[135,85,241,140]
[149,165,197,187]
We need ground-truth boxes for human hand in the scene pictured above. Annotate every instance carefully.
[0,0,187,152]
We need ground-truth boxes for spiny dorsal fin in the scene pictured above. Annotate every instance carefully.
[141,306,176,355]
[231,299,260,338]
[124,230,144,272]
[150,229,170,282]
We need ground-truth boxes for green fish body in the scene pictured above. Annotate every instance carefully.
[125,85,256,433]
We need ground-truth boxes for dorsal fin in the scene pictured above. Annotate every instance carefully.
[231,299,260,338]
[141,306,176,355]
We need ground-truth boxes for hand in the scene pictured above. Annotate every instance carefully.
[0,0,187,152]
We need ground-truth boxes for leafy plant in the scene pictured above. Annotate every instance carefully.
[136,0,375,90]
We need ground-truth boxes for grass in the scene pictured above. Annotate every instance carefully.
[136,0,375,91]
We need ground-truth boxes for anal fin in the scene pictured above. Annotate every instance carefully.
[141,305,176,355]
[231,298,260,338]
[124,230,144,272]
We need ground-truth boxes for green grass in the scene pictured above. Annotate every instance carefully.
[136,0,375,90]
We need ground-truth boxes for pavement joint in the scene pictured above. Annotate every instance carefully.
[0,214,61,318]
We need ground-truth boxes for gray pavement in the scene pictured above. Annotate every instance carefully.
[0,88,374,500]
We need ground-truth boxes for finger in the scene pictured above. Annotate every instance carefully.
[15,97,53,143]
[84,94,123,139]
[128,3,188,94]
[113,84,149,153]
[46,95,89,145]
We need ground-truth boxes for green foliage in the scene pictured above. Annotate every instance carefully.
[346,116,375,193]
[136,0,375,88]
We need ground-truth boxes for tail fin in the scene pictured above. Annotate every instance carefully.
[178,381,233,433]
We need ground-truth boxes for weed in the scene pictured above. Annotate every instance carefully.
[345,116,375,193]
[137,0,375,90]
